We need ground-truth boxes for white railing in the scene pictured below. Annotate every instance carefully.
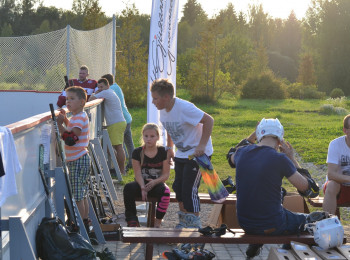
[0,98,109,259]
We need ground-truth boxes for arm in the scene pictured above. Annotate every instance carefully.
[132,158,147,201]
[327,163,350,184]
[279,140,301,168]
[281,140,319,197]
[57,109,68,134]
[194,113,214,157]
[88,93,97,102]
[145,159,170,192]
[288,171,309,192]
[166,133,174,165]
[227,130,256,168]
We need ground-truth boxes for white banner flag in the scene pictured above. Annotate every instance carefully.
[147,0,179,133]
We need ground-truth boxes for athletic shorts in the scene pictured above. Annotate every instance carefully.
[107,121,126,145]
[67,153,91,201]
[172,157,201,213]
[323,180,350,205]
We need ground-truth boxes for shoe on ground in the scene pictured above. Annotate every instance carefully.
[127,220,140,227]
[281,243,291,250]
[246,244,263,258]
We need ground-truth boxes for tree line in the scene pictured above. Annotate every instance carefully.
[1,0,349,106]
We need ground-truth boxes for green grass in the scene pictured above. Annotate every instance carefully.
[123,93,347,195]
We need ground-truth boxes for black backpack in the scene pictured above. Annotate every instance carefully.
[36,217,96,260]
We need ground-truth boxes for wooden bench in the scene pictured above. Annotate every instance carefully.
[135,192,237,227]
[122,227,345,260]
[308,197,350,219]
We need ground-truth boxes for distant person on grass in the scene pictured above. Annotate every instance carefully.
[227,118,319,258]
[88,78,126,175]
[123,123,170,227]
[56,86,91,233]
[57,65,97,108]
[150,78,214,229]
[323,114,350,214]
[102,73,135,173]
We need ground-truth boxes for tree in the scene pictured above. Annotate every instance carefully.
[187,19,221,102]
[14,0,37,35]
[279,11,302,63]
[297,54,316,86]
[0,0,16,33]
[32,19,51,34]
[83,0,107,30]
[304,0,350,94]
[0,22,13,36]
[115,4,148,106]
[248,4,270,46]
[177,0,208,54]
[72,0,94,16]
[181,0,207,26]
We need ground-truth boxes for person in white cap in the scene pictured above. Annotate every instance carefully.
[227,118,319,258]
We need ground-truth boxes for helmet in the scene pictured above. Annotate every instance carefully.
[256,118,284,142]
[305,216,344,250]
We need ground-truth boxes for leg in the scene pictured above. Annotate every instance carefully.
[124,123,134,169]
[148,183,170,228]
[68,154,91,226]
[113,144,126,175]
[173,158,186,228]
[123,181,141,226]
[323,180,341,214]
[107,122,126,175]
[176,158,202,228]
[181,159,201,215]
[77,199,88,219]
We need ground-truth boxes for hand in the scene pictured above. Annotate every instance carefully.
[145,179,156,192]
[279,140,294,160]
[57,112,65,125]
[58,108,66,117]
[247,131,257,143]
[194,144,205,157]
[167,149,174,165]
[141,188,148,201]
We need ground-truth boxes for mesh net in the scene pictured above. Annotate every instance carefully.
[0,21,114,92]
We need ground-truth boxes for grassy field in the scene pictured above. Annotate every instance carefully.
[123,92,347,195]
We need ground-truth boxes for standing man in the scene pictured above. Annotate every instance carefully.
[57,65,97,108]
[150,78,214,228]
[89,78,126,176]
[102,74,135,172]
[323,114,350,214]
[227,118,319,258]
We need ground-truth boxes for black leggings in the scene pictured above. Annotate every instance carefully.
[123,181,170,221]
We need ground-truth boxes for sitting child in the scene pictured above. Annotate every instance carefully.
[123,123,170,227]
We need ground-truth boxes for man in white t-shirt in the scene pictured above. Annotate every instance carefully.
[323,114,350,214]
[150,78,214,228]
[89,78,126,175]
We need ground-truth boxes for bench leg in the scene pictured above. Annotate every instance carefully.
[145,243,153,260]
[147,201,156,227]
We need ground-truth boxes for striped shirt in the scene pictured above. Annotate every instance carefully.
[65,111,89,161]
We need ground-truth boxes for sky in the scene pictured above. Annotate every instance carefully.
[41,0,312,20]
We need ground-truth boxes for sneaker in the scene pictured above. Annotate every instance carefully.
[246,244,263,258]
[175,211,187,229]
[184,213,202,228]
[281,243,291,250]
[127,220,140,227]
